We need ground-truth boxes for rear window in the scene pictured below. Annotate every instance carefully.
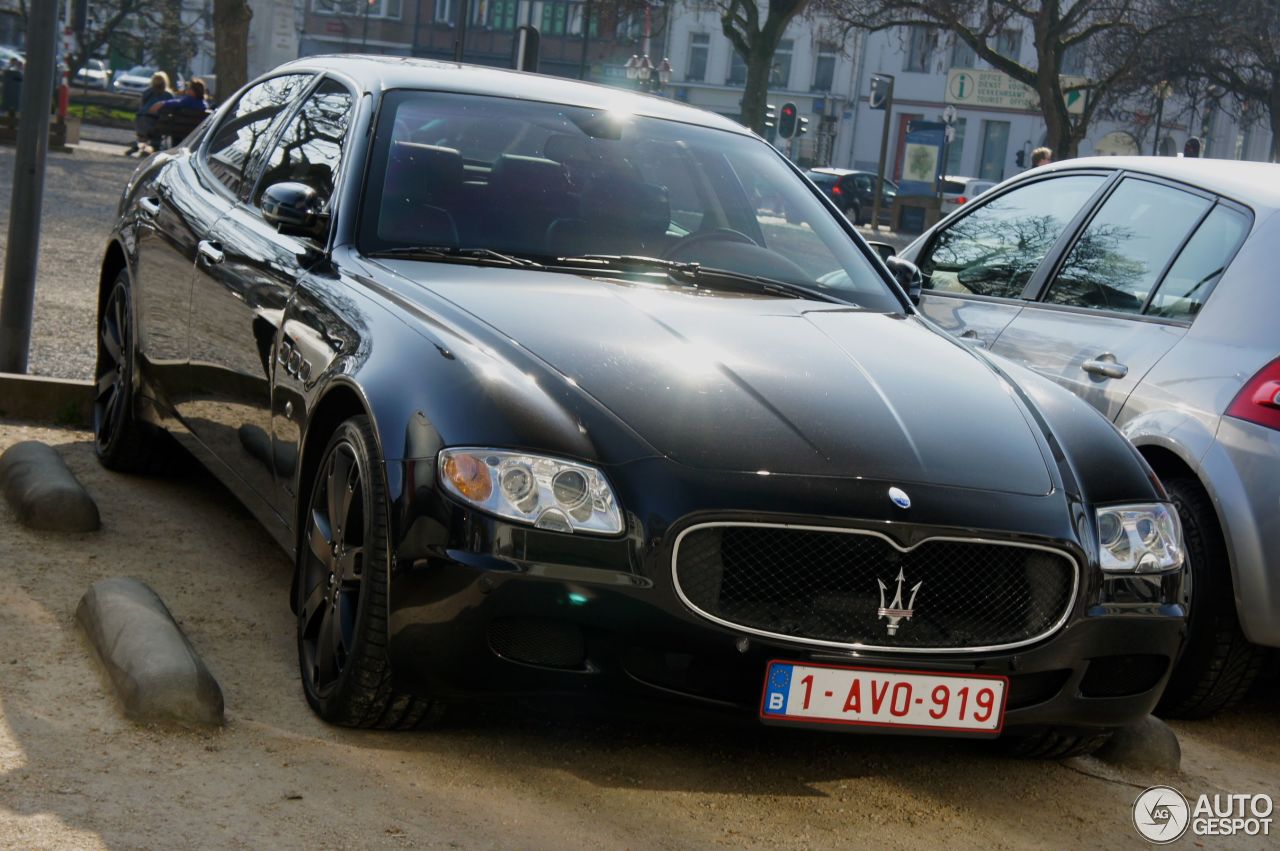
[942,180,967,194]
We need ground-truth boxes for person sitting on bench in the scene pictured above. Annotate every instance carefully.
[146,77,211,151]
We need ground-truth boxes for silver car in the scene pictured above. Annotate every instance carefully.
[892,157,1278,717]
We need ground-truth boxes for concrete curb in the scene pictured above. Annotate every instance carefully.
[1095,715,1181,771]
[76,577,225,727]
[0,372,94,426]
[0,441,100,532]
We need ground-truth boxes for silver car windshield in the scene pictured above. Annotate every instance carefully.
[360,90,900,311]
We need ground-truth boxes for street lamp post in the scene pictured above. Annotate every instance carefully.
[1151,80,1173,156]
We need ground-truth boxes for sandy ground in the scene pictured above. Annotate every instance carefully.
[0,424,1277,850]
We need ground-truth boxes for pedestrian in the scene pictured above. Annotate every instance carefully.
[148,77,209,115]
[1031,146,1053,167]
[129,71,172,156]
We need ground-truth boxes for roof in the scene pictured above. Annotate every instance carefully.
[1029,156,1280,211]
[271,54,754,138]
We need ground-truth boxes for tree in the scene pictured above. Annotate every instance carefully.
[213,0,253,100]
[819,0,1211,159]
[48,0,163,91]
[715,0,811,134]
[1188,0,1280,161]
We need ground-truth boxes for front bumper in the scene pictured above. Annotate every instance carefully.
[382,458,1187,735]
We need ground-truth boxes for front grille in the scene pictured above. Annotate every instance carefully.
[673,524,1077,651]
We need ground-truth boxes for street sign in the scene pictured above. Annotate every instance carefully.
[945,68,1087,115]
[869,74,894,110]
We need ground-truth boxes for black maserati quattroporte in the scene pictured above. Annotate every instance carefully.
[94,56,1187,756]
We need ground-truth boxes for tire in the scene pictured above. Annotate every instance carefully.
[1000,728,1113,759]
[1156,477,1268,718]
[295,415,442,729]
[93,270,176,473]
[847,203,863,226]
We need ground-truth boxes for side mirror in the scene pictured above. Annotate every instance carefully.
[866,240,897,263]
[885,256,923,306]
[261,181,327,238]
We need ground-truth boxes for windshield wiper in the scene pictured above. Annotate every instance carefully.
[554,254,847,304]
[370,246,543,268]
[555,254,701,277]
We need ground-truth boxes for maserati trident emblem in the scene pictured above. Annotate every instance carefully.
[888,486,911,509]
[877,568,923,635]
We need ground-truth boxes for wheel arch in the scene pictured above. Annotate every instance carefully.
[98,240,129,317]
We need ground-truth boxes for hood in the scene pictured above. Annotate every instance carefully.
[384,264,1054,495]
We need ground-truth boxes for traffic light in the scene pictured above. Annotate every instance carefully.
[778,102,798,139]
[1015,149,1026,167]
[797,115,809,137]
[1183,137,1201,158]
[763,103,776,130]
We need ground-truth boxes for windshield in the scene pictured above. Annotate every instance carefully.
[360,90,900,311]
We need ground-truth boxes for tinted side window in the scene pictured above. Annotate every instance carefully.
[205,73,312,197]
[920,175,1104,298]
[253,79,354,209]
[1044,178,1211,313]
[1145,204,1250,320]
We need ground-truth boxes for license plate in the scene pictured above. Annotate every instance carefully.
[760,661,1007,734]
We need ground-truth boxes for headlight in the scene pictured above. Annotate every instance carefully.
[1095,503,1183,573]
[438,448,623,535]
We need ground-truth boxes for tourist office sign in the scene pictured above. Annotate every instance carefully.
[945,68,1088,115]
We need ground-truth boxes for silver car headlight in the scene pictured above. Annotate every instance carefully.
[1096,503,1183,573]
[438,448,623,535]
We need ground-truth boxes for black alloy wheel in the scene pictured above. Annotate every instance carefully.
[93,277,132,455]
[93,270,171,472]
[296,415,440,729]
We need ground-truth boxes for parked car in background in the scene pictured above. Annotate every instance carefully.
[113,65,156,94]
[0,45,23,67]
[939,176,997,216]
[892,157,1280,717]
[94,58,1188,755]
[73,58,110,89]
[805,167,896,225]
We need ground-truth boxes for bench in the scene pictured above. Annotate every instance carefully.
[150,106,211,149]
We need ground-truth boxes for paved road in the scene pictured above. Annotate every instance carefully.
[0,143,137,380]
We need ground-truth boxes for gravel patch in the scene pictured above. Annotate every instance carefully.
[0,145,139,381]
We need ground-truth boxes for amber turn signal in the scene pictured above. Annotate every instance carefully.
[442,452,493,501]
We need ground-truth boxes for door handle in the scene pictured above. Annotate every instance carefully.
[958,329,987,348]
[197,240,224,265]
[1082,355,1129,379]
[137,196,161,217]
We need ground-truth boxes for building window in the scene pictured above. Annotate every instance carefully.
[467,0,516,29]
[950,37,975,69]
[904,26,936,73]
[728,49,747,85]
[995,29,1021,61]
[811,42,836,91]
[1061,42,1087,75]
[771,38,793,87]
[946,117,966,174]
[542,2,592,35]
[433,0,453,23]
[616,11,641,40]
[313,0,402,19]
[686,33,709,82]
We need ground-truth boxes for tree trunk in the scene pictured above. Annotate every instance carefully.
[740,42,774,134]
[213,0,253,102]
